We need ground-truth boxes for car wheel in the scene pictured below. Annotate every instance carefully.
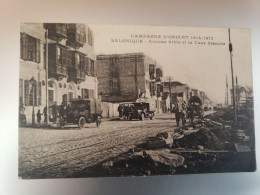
[78,117,86,129]
[96,116,102,127]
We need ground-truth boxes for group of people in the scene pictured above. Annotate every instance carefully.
[36,102,71,124]
[118,104,132,120]
[172,98,199,127]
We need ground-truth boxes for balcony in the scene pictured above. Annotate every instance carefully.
[49,65,68,79]
[45,23,67,41]
[48,43,68,79]
[68,68,85,83]
[67,24,86,49]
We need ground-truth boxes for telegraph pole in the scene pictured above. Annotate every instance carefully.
[45,29,49,124]
[228,28,237,123]
[167,76,173,111]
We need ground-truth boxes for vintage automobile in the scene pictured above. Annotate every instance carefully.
[128,102,155,121]
[188,96,203,119]
[62,98,102,128]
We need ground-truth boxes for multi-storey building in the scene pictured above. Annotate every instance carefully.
[162,81,190,105]
[19,23,97,124]
[96,53,164,113]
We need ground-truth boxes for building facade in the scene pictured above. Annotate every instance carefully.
[19,23,98,124]
[96,53,164,113]
[162,81,208,110]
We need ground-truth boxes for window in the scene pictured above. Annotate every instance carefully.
[75,24,86,44]
[79,54,85,72]
[109,78,119,94]
[91,60,95,76]
[150,82,156,96]
[62,94,67,106]
[68,92,73,102]
[149,64,155,80]
[20,33,40,63]
[57,47,61,64]
[81,88,89,99]
[48,90,54,106]
[24,79,37,106]
[75,53,79,69]
[81,89,95,99]
[56,24,67,36]
[19,79,23,105]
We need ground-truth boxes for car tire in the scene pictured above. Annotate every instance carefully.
[78,117,86,129]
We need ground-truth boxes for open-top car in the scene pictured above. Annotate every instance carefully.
[63,98,102,128]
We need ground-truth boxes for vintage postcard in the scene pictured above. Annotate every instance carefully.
[18,23,255,179]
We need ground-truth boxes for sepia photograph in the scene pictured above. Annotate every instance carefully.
[18,23,255,179]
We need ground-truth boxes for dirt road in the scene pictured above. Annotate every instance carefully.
[19,113,177,179]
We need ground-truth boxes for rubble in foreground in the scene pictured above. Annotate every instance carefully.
[73,109,256,178]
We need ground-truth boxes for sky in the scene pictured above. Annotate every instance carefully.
[89,24,253,104]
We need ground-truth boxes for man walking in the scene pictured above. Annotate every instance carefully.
[51,101,58,124]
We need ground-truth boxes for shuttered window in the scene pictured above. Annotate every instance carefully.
[75,53,79,69]
[61,47,67,66]
[84,57,89,75]
[90,60,95,76]
[24,80,30,106]
[19,79,24,105]
[68,92,73,102]
[81,88,89,99]
[62,94,67,106]
[79,54,85,72]
[24,79,37,106]
[20,33,41,63]
[81,89,94,99]
[67,50,72,67]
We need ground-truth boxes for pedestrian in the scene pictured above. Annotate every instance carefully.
[125,104,130,120]
[58,103,66,128]
[19,103,26,125]
[59,103,65,119]
[118,104,123,118]
[188,104,195,123]
[43,106,47,123]
[122,104,125,119]
[51,101,58,124]
[174,98,185,127]
[37,109,42,124]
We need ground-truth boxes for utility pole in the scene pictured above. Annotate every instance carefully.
[225,75,229,106]
[167,76,173,111]
[31,78,35,125]
[45,29,49,124]
[228,28,237,123]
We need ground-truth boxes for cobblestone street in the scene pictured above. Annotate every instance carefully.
[19,113,177,179]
